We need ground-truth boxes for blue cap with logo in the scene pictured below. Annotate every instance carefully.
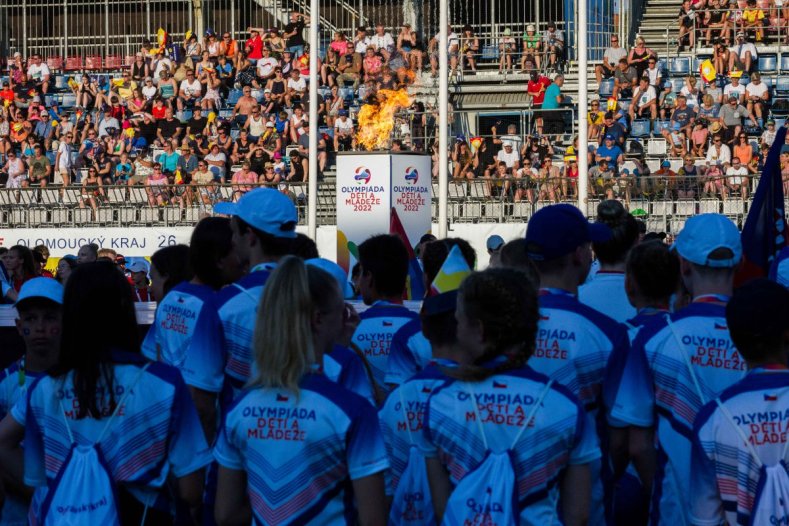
[306,258,355,299]
[214,188,298,239]
[672,213,742,268]
[525,204,611,261]
[15,277,64,307]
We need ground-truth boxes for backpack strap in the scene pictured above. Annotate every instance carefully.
[509,380,554,449]
[714,397,764,468]
[231,283,259,305]
[665,315,707,406]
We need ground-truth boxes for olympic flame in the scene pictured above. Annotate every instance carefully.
[356,88,412,150]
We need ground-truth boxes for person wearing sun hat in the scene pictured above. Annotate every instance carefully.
[0,277,64,523]
[608,213,745,526]
[211,188,298,402]
[523,203,624,526]
[380,241,477,523]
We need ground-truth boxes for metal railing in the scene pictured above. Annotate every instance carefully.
[0,175,784,228]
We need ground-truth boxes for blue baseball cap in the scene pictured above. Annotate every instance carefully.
[338,109,349,117]
[15,277,64,308]
[306,258,355,299]
[524,204,611,261]
[486,235,505,251]
[672,214,742,268]
[214,188,298,239]
[769,245,789,287]
[604,134,615,140]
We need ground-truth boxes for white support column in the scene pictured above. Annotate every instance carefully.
[578,0,589,215]
[307,0,319,240]
[438,0,449,237]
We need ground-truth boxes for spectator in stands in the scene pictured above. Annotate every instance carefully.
[745,72,769,128]
[498,28,516,73]
[678,0,698,50]
[130,53,150,83]
[665,122,688,157]
[644,56,663,90]
[204,143,227,181]
[334,109,356,151]
[2,151,25,189]
[230,161,258,200]
[231,87,256,128]
[588,99,606,140]
[26,54,51,94]
[79,166,103,213]
[451,138,475,180]
[595,34,627,84]
[337,47,363,90]
[363,46,384,82]
[761,118,777,147]
[680,75,701,109]
[613,58,638,99]
[596,134,625,170]
[723,69,746,103]
[514,158,538,202]
[27,145,50,188]
[692,120,711,156]
[73,75,97,109]
[706,133,732,167]
[725,155,750,197]
[742,0,766,41]
[284,12,309,57]
[459,25,479,73]
[719,95,757,142]
[370,22,395,63]
[713,41,731,77]
[220,31,238,61]
[677,155,699,198]
[589,158,615,198]
[704,0,731,46]
[730,32,758,72]
[627,37,656,78]
[429,24,460,77]
[519,24,542,72]
[542,22,565,71]
[600,111,627,147]
[630,75,658,123]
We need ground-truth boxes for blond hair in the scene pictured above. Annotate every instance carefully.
[249,256,338,395]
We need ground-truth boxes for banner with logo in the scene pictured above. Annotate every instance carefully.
[336,153,394,275]
[390,153,432,252]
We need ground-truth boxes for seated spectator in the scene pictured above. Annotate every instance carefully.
[370,22,395,62]
[496,140,521,173]
[697,93,720,121]
[333,109,356,151]
[521,24,542,72]
[680,75,701,108]
[285,68,307,106]
[612,58,638,99]
[2,151,26,189]
[156,108,183,144]
[25,54,51,94]
[589,158,616,198]
[627,37,656,78]
[588,99,606,140]
[692,120,711,156]
[742,0,765,41]
[286,149,308,182]
[514,158,538,202]
[677,155,699,199]
[723,69,746,104]
[459,25,479,73]
[653,160,678,196]
[177,69,202,112]
[677,0,698,50]
[595,134,625,169]
[429,25,459,77]
[629,75,658,122]
[599,111,627,147]
[713,41,731,78]
[733,132,757,173]
[745,72,769,128]
[718,95,757,143]
[498,28,516,73]
[451,139,475,180]
[596,34,627,84]
[729,32,758,72]
[542,22,565,70]
[665,123,689,157]
[79,166,103,212]
[204,143,227,181]
[706,132,732,167]
[704,0,731,46]
[362,46,384,82]
[725,155,750,198]
[536,156,561,201]
[644,56,663,89]
[231,161,258,200]
[761,118,777,147]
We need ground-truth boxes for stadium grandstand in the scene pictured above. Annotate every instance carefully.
[0,0,785,234]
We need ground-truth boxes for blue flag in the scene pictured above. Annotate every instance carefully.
[737,125,789,285]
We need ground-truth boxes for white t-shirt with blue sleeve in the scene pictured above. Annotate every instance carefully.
[214,373,389,525]
[324,345,375,406]
[578,271,637,323]
[385,318,433,387]
[142,281,225,392]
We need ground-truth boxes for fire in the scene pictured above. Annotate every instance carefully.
[356,88,412,150]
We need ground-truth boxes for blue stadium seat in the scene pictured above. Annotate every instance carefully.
[180,110,193,122]
[653,119,670,135]
[618,99,631,112]
[630,119,651,138]
[60,93,76,109]
[774,117,787,128]
[776,76,789,95]
[339,87,355,104]
[598,78,614,97]
[226,89,243,106]
[669,57,690,77]
[669,78,684,93]
[656,59,669,77]
[218,108,234,120]
[781,54,789,73]
[758,54,778,73]
[481,45,499,61]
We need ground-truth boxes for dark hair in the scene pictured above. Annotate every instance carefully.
[445,268,539,382]
[593,200,639,265]
[234,217,294,259]
[9,245,36,279]
[626,240,680,303]
[291,233,320,259]
[499,239,540,288]
[80,243,99,260]
[33,244,50,259]
[50,262,140,419]
[56,257,77,284]
[726,279,789,363]
[151,245,192,298]
[358,234,409,297]
[0,247,8,256]
[419,239,476,348]
[421,238,476,285]
[189,217,234,289]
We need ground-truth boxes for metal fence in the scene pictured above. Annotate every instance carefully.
[0,0,613,64]
[0,177,784,228]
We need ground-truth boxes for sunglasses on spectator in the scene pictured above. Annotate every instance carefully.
[714,139,722,142]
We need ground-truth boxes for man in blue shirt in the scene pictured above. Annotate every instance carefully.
[595,134,625,172]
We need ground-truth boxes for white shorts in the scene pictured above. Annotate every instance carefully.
[6,175,25,189]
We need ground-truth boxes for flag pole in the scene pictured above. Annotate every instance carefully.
[438,0,449,238]
[307,0,319,240]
